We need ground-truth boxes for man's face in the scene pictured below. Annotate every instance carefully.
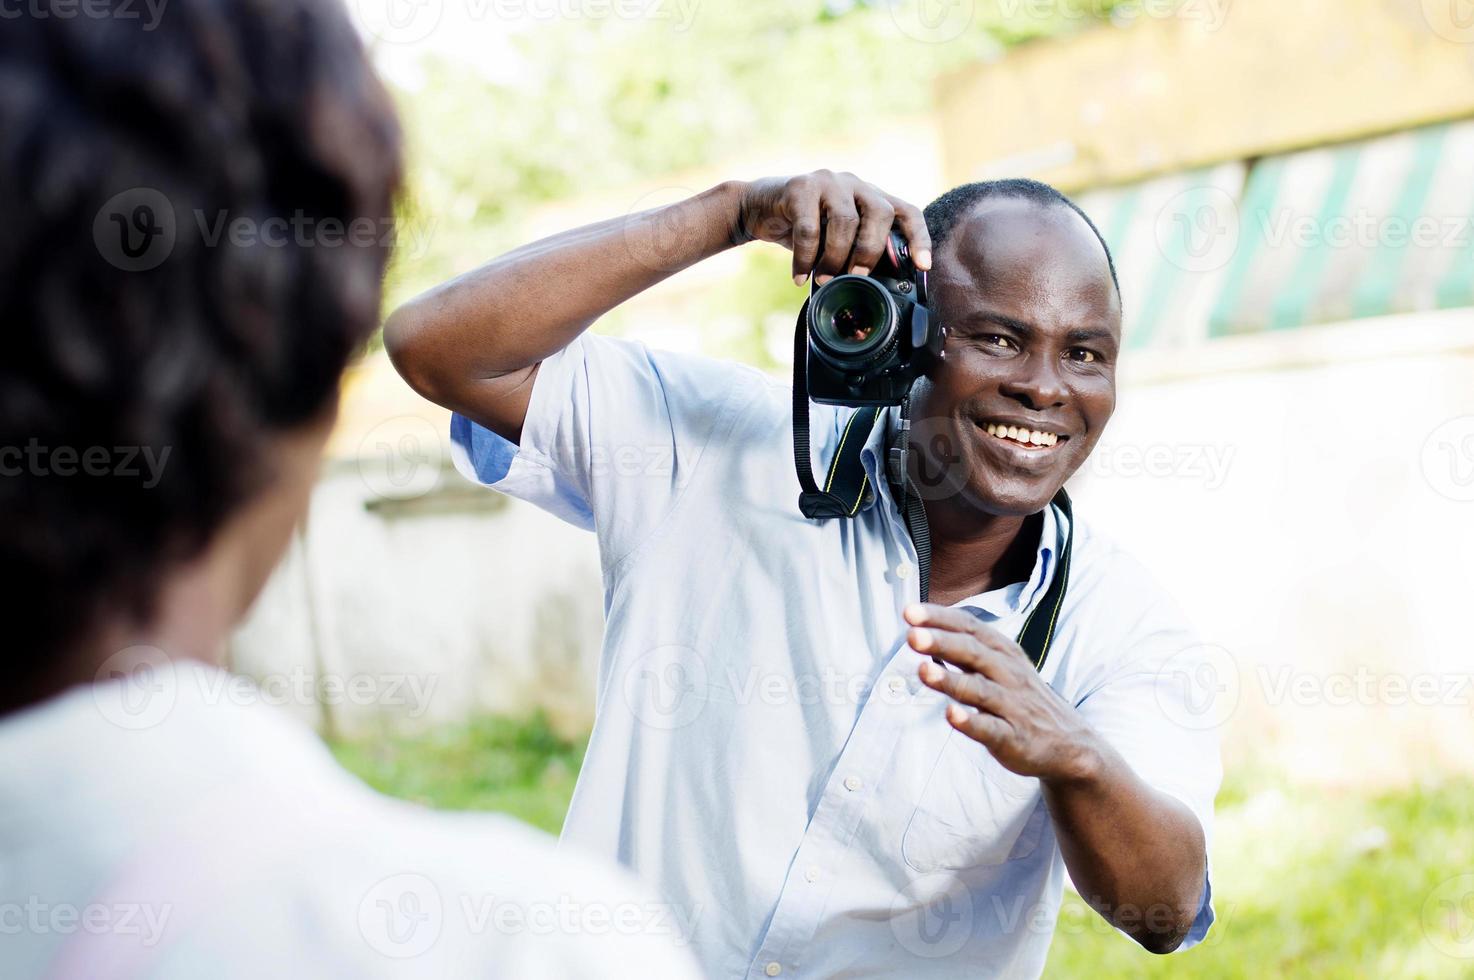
[910,198,1122,518]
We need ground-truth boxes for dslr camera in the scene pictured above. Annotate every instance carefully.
[803,230,945,405]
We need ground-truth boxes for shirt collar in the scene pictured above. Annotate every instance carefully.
[861,406,1063,619]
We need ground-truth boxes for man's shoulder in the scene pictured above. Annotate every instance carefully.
[1063,504,1196,636]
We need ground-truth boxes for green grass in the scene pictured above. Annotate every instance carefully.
[330,712,584,834]
[331,719,1474,978]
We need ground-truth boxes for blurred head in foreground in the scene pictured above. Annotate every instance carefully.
[0,0,402,712]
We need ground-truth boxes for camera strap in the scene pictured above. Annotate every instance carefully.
[885,405,1075,673]
[792,298,882,519]
[790,299,1072,671]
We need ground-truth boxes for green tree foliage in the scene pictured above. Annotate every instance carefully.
[380,0,1141,345]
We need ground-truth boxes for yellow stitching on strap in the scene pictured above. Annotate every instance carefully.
[824,410,862,493]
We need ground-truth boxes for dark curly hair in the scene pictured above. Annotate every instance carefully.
[924,178,1121,296]
[0,0,402,686]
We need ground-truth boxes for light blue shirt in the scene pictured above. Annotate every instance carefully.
[451,333,1220,979]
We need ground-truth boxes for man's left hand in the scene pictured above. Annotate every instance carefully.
[906,603,1103,784]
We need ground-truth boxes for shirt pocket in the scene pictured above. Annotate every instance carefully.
[902,730,1049,873]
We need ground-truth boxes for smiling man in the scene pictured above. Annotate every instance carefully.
[387,172,1220,977]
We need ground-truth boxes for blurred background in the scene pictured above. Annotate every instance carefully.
[228,0,1474,974]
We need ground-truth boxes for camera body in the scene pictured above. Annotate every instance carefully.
[804,231,945,406]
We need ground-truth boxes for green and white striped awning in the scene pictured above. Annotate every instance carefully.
[1072,118,1474,350]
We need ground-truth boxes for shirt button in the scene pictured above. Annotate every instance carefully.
[804,866,820,883]
[887,676,907,696]
[843,775,862,792]
[896,561,914,579]
[765,963,782,977]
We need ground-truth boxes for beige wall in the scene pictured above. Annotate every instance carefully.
[937,0,1474,192]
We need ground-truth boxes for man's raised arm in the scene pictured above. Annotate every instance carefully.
[383,173,931,442]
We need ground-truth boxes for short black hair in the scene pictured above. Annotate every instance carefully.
[0,0,402,680]
[924,178,1121,295]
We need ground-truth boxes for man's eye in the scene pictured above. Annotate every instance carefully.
[984,334,1015,350]
[1067,348,1098,363]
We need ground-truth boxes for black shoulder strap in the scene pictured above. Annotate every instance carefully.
[792,299,882,519]
[1014,489,1073,671]
[896,448,1073,672]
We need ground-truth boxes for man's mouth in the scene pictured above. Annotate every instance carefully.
[979,420,1068,450]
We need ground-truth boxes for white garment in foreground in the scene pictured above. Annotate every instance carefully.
[0,659,701,979]
[452,333,1222,979]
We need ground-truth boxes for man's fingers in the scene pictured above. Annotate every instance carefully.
[786,177,824,284]
[944,703,1012,747]
[889,196,932,271]
[904,603,1022,658]
[848,190,896,275]
[918,659,1006,711]
[908,625,1005,677]
[815,190,860,283]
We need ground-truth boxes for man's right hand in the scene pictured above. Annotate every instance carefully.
[385,173,932,444]
[736,171,932,286]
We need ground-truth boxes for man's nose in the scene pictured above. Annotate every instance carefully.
[999,355,1068,411]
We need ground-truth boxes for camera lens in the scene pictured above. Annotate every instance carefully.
[809,277,897,367]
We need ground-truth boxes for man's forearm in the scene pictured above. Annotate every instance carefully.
[1042,736,1206,953]
[384,181,746,415]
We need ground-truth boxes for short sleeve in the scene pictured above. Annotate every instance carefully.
[1074,613,1223,950]
[450,332,749,563]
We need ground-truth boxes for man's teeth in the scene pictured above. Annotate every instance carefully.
[983,423,1060,447]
